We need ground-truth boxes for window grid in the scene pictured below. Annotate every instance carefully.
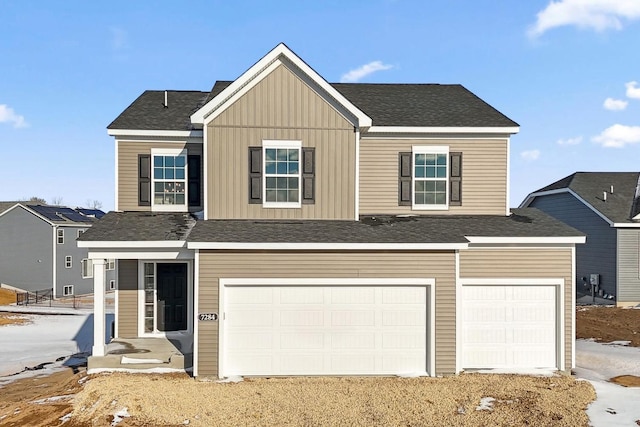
[153,155,186,206]
[143,263,155,333]
[65,256,72,269]
[414,153,447,206]
[57,229,64,244]
[63,285,73,296]
[106,259,115,270]
[264,148,300,203]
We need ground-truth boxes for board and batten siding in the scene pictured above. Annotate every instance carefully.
[616,229,640,304]
[206,64,356,220]
[459,249,573,371]
[359,138,507,215]
[197,250,456,378]
[116,259,138,338]
[117,141,203,212]
[529,192,616,297]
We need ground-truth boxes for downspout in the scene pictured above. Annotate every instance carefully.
[52,226,57,299]
[355,126,360,221]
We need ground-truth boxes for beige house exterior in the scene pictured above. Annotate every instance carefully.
[80,44,583,379]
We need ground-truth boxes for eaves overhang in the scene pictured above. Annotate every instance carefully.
[187,242,468,250]
[107,129,204,138]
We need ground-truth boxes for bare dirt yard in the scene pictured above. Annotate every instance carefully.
[0,304,637,426]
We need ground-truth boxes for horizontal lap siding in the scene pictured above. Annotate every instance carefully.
[197,251,456,377]
[207,64,355,220]
[117,141,202,212]
[117,260,138,338]
[460,249,573,371]
[359,138,507,215]
[617,229,640,303]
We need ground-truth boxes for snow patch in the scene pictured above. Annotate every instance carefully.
[473,367,557,377]
[32,394,75,404]
[396,372,426,378]
[475,397,495,411]
[120,356,165,364]
[217,375,243,383]
[604,340,631,347]
[88,367,184,375]
[59,412,72,423]
[111,407,130,426]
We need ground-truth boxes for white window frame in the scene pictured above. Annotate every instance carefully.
[412,145,449,211]
[262,140,302,208]
[57,229,64,244]
[63,285,74,296]
[77,229,84,238]
[109,279,116,290]
[106,259,115,270]
[151,148,188,212]
[81,258,93,279]
[65,256,72,269]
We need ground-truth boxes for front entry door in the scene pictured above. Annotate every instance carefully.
[156,263,188,331]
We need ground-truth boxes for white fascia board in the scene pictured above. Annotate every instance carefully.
[187,242,468,250]
[520,188,614,226]
[88,249,193,260]
[459,277,564,286]
[366,126,520,135]
[78,241,186,248]
[465,236,586,244]
[613,222,640,228]
[190,43,372,128]
[107,129,203,138]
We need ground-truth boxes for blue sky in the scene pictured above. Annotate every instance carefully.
[1,0,639,210]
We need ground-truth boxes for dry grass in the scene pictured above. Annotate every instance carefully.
[0,288,17,305]
[70,373,595,427]
[610,375,640,387]
[0,313,30,327]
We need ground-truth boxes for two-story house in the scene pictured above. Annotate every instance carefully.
[79,44,584,379]
[0,203,114,297]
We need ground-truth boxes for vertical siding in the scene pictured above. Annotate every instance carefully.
[617,229,640,303]
[117,260,138,338]
[207,64,356,220]
[197,251,456,377]
[530,193,616,297]
[459,249,573,371]
[117,141,203,212]
[359,138,508,215]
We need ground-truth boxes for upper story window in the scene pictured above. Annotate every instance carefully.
[263,141,301,208]
[398,146,462,210]
[152,149,187,212]
[57,229,64,244]
[77,229,84,238]
[248,141,315,208]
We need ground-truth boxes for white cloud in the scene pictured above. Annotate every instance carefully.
[340,61,393,83]
[557,136,583,145]
[592,124,640,147]
[625,81,640,99]
[0,104,28,128]
[528,0,640,38]
[603,98,628,111]
[110,27,128,51]
[520,149,541,161]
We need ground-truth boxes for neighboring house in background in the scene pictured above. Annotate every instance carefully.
[521,172,640,307]
[0,204,115,297]
[79,43,584,379]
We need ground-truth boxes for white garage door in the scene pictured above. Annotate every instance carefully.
[462,285,557,369]
[223,286,428,376]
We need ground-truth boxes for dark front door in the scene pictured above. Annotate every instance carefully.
[156,263,188,331]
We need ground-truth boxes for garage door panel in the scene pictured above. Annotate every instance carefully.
[228,287,274,304]
[462,285,557,369]
[224,285,428,376]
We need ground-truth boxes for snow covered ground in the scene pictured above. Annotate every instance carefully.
[1,306,639,426]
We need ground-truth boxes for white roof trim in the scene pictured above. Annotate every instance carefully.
[190,43,372,128]
[613,222,640,228]
[520,188,614,226]
[0,203,55,226]
[187,242,468,250]
[77,241,186,248]
[366,126,520,134]
[465,236,585,244]
[107,129,203,137]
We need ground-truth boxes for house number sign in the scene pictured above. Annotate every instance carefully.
[198,313,218,321]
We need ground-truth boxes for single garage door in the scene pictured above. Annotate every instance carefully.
[222,285,428,376]
[462,285,557,369]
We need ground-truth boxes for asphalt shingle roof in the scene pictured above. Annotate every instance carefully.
[77,212,196,242]
[108,82,518,130]
[78,209,581,244]
[532,172,640,223]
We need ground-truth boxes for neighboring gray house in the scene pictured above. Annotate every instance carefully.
[520,172,640,306]
[0,204,115,297]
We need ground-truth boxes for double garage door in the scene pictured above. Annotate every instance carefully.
[222,284,430,376]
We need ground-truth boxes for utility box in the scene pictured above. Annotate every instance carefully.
[590,274,600,286]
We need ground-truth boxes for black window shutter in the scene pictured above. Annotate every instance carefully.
[302,147,315,204]
[449,152,462,206]
[188,155,201,207]
[248,147,262,204]
[138,154,151,206]
[398,152,412,206]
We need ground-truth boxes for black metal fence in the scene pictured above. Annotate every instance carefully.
[15,289,94,309]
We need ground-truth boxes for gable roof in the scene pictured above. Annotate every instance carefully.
[522,172,640,224]
[0,201,27,215]
[108,44,518,132]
